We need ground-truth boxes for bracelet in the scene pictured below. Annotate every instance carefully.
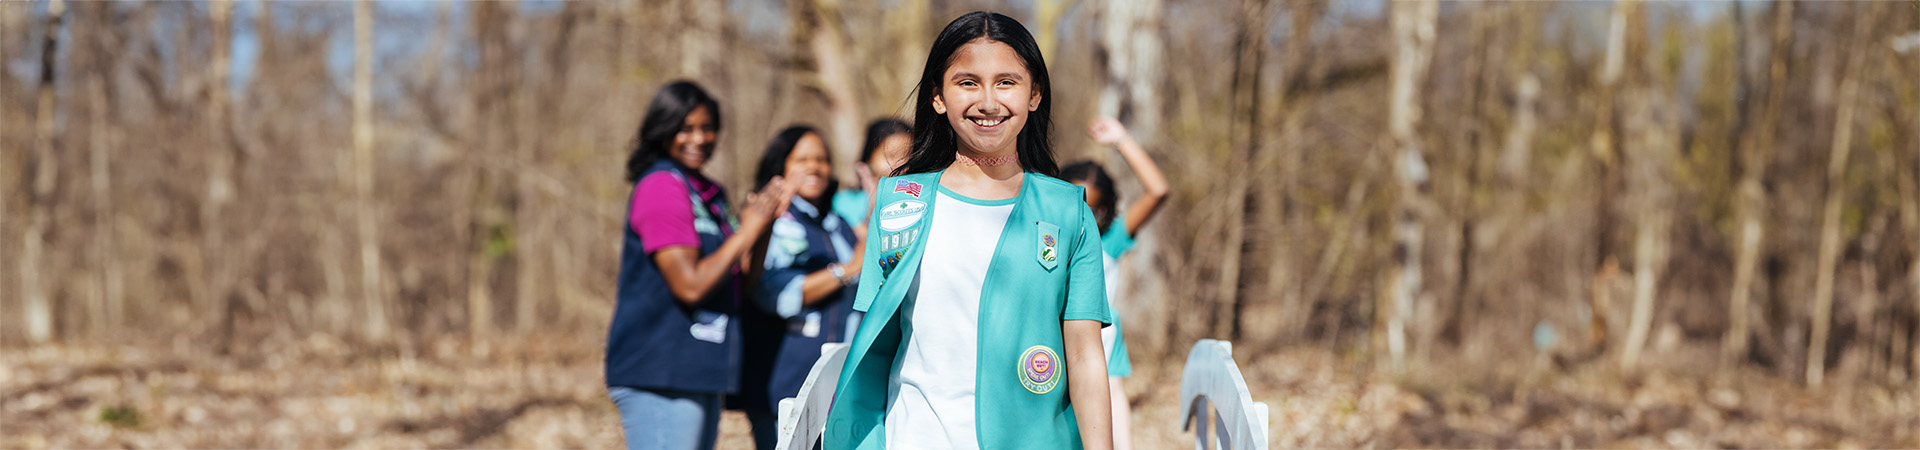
[829,263,853,286]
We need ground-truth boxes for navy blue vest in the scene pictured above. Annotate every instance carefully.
[605,160,741,393]
[737,200,862,414]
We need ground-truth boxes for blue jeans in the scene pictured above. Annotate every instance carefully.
[609,386,721,450]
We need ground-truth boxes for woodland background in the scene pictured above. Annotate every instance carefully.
[3,0,1918,448]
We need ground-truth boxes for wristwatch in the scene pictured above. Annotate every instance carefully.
[829,263,853,286]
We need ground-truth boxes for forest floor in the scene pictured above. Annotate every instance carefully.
[3,332,1916,449]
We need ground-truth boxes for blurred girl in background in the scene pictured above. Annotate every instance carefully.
[832,118,914,234]
[607,81,788,450]
[1061,116,1169,450]
[739,125,866,450]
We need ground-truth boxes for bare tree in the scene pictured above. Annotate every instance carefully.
[1806,2,1875,387]
[21,0,66,343]
[1618,72,1676,370]
[465,0,512,337]
[354,0,389,343]
[1095,0,1163,132]
[1218,0,1274,342]
[85,0,124,339]
[1383,0,1436,368]
[1726,0,1794,366]
[1586,0,1633,357]
[795,0,863,182]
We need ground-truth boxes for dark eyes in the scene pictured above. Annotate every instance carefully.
[956,79,1017,88]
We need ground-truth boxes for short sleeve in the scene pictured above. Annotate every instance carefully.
[1062,200,1113,326]
[632,172,701,254]
[1102,219,1135,259]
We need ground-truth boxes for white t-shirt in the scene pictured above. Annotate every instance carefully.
[886,188,1015,450]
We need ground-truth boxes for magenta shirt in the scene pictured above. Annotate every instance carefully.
[631,169,731,254]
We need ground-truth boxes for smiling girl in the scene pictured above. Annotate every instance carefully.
[738,126,866,450]
[825,11,1112,450]
[607,81,788,450]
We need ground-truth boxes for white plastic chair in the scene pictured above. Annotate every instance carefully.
[1180,339,1270,450]
[773,342,849,450]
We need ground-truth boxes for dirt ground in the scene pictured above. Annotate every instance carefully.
[4,333,1916,449]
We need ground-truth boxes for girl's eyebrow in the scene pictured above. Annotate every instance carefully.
[948,72,1027,82]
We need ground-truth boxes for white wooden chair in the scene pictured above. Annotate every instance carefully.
[774,342,848,450]
[1181,339,1270,450]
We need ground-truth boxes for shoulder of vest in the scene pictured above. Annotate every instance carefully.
[1025,173,1085,200]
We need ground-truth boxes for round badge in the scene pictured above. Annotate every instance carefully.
[1018,345,1061,394]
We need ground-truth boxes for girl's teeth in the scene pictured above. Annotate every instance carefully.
[974,118,1002,127]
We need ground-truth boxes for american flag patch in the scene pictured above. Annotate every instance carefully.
[893,180,922,198]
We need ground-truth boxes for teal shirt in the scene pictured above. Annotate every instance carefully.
[825,171,1111,450]
[831,189,872,226]
[1101,220,1135,378]
[1102,219,1135,259]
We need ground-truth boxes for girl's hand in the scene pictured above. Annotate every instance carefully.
[1087,117,1133,146]
[741,177,792,235]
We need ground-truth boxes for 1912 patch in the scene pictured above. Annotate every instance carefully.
[879,228,919,253]
[1018,345,1061,394]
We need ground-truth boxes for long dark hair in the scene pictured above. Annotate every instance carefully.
[754,125,840,201]
[860,118,912,163]
[1061,161,1117,232]
[624,81,723,182]
[895,11,1057,178]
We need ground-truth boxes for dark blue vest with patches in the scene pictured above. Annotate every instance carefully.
[605,160,741,393]
[738,201,862,415]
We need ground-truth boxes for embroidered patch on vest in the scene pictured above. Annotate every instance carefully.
[1019,345,1061,394]
[877,200,927,232]
[893,180,923,198]
[1036,221,1061,270]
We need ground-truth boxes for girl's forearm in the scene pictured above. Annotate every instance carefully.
[1113,138,1168,198]
[1116,140,1168,232]
[658,231,759,306]
[1064,320,1113,450]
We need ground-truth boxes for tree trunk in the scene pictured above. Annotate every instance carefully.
[1616,1,1677,370]
[1619,89,1674,369]
[87,1,123,339]
[1095,0,1169,351]
[1219,0,1272,342]
[1912,38,1920,383]
[1443,4,1497,346]
[22,0,66,343]
[676,0,722,79]
[1727,0,1793,366]
[354,0,389,344]
[1384,0,1437,368]
[1262,0,1318,343]
[1587,0,1634,357]
[798,0,863,185]
[1807,4,1873,387]
[1096,0,1165,135]
[465,0,513,338]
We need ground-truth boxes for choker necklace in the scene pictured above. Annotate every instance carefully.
[957,153,1017,167]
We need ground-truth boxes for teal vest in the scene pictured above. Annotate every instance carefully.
[824,170,1112,450]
